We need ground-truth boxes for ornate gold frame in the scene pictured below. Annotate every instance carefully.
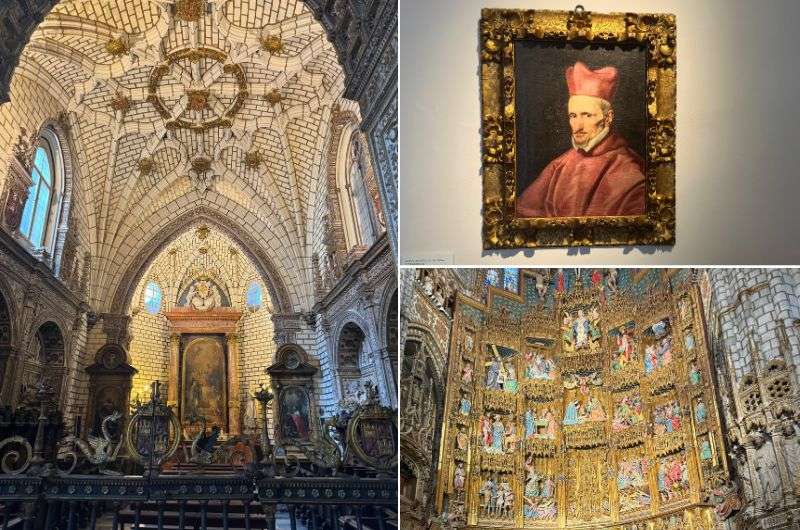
[480,7,676,248]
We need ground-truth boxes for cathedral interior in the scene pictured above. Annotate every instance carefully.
[0,0,398,528]
[400,268,800,530]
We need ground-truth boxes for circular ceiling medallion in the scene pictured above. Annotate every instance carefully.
[147,47,248,131]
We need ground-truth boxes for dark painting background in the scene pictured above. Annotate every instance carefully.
[514,41,648,197]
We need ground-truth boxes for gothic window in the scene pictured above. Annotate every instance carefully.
[336,128,378,250]
[246,281,262,310]
[18,130,64,250]
[485,269,500,287]
[503,268,520,293]
[143,281,162,315]
[484,268,520,294]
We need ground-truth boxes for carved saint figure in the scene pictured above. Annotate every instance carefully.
[456,427,469,451]
[752,432,783,508]
[563,400,581,426]
[461,362,473,384]
[689,362,702,385]
[481,478,497,512]
[459,397,471,416]
[185,280,222,311]
[694,399,707,424]
[453,462,466,491]
[491,415,505,454]
[525,409,537,438]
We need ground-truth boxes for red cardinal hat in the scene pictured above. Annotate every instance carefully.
[565,61,618,102]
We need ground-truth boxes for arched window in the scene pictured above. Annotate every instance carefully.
[143,281,162,315]
[334,126,379,250]
[503,268,520,293]
[246,281,262,310]
[18,131,64,249]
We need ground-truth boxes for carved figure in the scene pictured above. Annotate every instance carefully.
[185,280,222,311]
[189,417,221,465]
[75,410,123,474]
[751,432,783,508]
[453,462,466,491]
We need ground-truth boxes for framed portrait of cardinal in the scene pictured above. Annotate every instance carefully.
[480,7,676,249]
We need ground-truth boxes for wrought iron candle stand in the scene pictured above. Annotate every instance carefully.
[26,379,55,477]
[254,383,274,464]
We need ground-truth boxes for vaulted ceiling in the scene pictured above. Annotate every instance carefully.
[15,0,352,311]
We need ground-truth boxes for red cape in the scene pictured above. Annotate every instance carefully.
[516,133,645,217]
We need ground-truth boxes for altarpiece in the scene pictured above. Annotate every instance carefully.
[436,270,726,529]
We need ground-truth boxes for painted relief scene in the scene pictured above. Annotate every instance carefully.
[401,268,800,530]
[643,318,674,374]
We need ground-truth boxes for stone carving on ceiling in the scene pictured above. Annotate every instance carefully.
[15,0,353,291]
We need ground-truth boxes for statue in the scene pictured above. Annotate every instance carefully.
[453,462,466,491]
[184,279,222,311]
[751,432,783,508]
[709,481,743,520]
[190,418,222,465]
[74,410,124,475]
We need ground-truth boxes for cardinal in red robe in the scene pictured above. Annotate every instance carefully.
[516,61,645,218]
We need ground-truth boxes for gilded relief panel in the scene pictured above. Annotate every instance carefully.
[434,270,727,529]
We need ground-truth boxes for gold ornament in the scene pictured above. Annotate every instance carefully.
[191,157,212,173]
[260,35,284,54]
[186,90,210,112]
[109,93,131,113]
[175,0,205,22]
[105,37,129,57]
[244,150,264,170]
[138,158,155,176]
[265,89,282,106]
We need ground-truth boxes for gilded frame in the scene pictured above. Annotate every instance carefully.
[480,8,676,248]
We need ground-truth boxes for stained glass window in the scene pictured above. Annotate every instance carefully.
[485,269,500,287]
[503,268,520,293]
[246,281,262,309]
[19,142,56,248]
[144,282,162,315]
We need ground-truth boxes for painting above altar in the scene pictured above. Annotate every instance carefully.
[181,335,227,431]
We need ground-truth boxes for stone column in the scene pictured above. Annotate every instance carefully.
[227,332,240,436]
[167,333,180,409]
[0,346,24,406]
[378,346,397,408]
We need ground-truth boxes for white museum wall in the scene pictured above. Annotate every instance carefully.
[399,0,800,265]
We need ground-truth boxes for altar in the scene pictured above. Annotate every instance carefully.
[165,278,243,436]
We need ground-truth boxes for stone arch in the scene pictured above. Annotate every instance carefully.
[18,320,67,406]
[336,320,368,401]
[36,118,78,278]
[109,207,295,316]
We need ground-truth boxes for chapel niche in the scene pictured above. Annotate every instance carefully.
[85,343,136,440]
[19,322,65,407]
[165,275,242,438]
[266,344,320,446]
[436,270,725,529]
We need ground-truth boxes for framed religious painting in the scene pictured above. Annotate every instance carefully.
[480,7,676,248]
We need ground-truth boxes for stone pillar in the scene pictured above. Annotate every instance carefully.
[378,345,397,408]
[227,332,240,436]
[167,333,180,409]
[0,346,24,406]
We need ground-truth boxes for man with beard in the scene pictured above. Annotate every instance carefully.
[516,61,645,217]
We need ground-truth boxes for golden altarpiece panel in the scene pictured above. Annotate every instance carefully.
[436,270,725,529]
